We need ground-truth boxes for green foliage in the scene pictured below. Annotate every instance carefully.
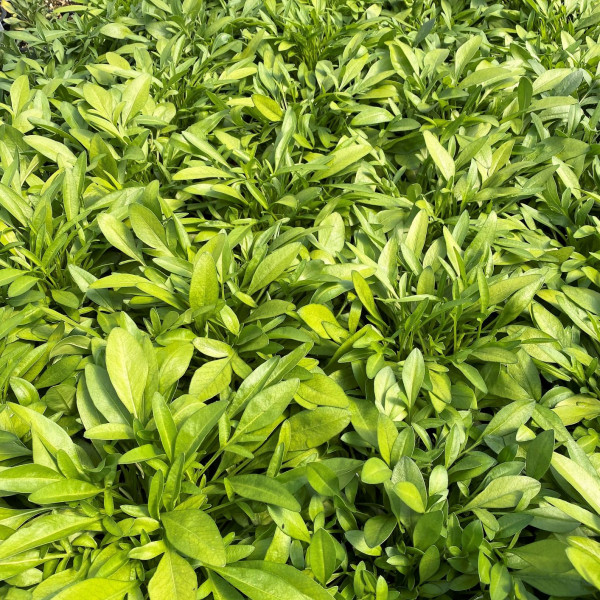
[0,0,600,598]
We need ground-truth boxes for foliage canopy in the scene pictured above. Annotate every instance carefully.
[1,0,600,598]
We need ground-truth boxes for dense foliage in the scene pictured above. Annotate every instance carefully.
[1,0,600,598]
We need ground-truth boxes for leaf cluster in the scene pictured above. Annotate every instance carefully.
[0,0,600,599]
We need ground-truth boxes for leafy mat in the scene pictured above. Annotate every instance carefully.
[1,0,600,598]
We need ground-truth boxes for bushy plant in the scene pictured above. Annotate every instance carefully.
[0,0,600,599]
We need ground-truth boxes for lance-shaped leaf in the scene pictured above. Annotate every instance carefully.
[105,328,148,419]
[190,252,219,309]
[463,476,541,511]
[0,513,100,559]
[423,131,455,180]
[162,510,226,567]
[148,549,197,600]
[227,475,300,511]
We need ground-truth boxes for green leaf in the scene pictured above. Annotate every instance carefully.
[100,22,133,39]
[148,549,197,600]
[8,404,83,467]
[296,374,349,408]
[364,515,396,549]
[402,348,425,407]
[252,94,283,121]
[97,213,144,263]
[526,430,554,479]
[317,212,345,254]
[413,511,444,550]
[297,304,340,339]
[482,399,535,438]
[308,528,336,584]
[189,359,232,401]
[214,561,333,600]
[28,479,102,505]
[122,73,152,124]
[0,183,32,226]
[0,513,100,559]
[174,400,228,460]
[563,285,600,315]
[173,166,231,181]
[350,107,393,127]
[162,510,226,567]
[463,476,541,511]
[10,74,30,114]
[495,277,543,327]
[51,579,136,600]
[228,475,300,511]
[395,481,426,513]
[24,135,76,167]
[158,343,194,393]
[361,457,392,484]
[310,142,372,181]
[455,36,481,78]
[268,506,311,543]
[566,537,600,590]
[423,131,455,180]
[237,379,299,435]
[190,252,219,309]
[248,243,302,295]
[287,407,351,451]
[352,270,380,319]
[105,328,148,419]
[551,453,600,514]
[0,465,63,493]
[129,204,169,252]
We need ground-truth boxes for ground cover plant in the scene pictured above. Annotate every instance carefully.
[0,0,600,598]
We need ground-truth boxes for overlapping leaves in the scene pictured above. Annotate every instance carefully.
[1,0,600,599]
